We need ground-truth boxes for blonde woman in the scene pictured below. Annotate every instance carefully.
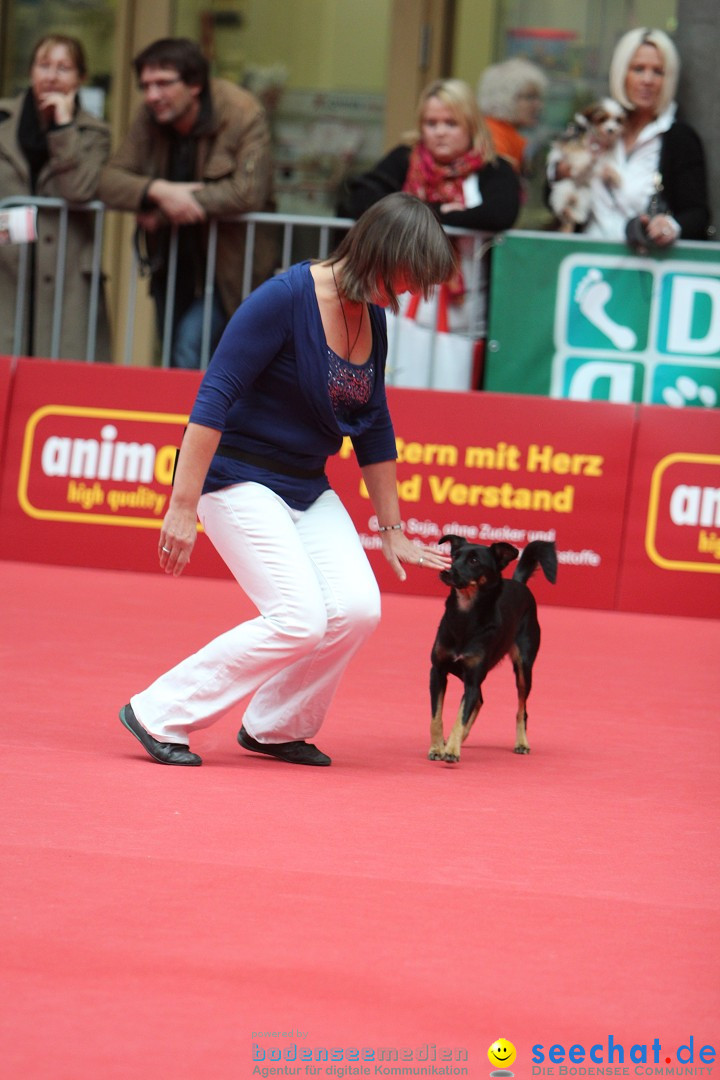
[339,79,519,347]
[550,28,709,246]
[341,78,519,233]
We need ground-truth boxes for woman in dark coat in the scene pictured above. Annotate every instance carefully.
[341,77,519,234]
[0,35,110,360]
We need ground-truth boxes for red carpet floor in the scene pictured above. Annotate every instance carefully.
[1,560,718,1080]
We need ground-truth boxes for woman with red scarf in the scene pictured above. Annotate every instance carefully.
[340,78,520,234]
[338,79,520,360]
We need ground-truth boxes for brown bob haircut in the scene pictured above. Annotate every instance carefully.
[329,192,456,313]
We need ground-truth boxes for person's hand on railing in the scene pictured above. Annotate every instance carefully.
[146,179,206,225]
[644,212,680,248]
[135,210,164,233]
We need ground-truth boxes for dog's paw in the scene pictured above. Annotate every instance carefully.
[513,745,531,755]
[601,165,621,188]
[428,747,445,761]
[442,751,460,764]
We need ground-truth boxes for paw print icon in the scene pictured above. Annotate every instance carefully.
[661,374,718,408]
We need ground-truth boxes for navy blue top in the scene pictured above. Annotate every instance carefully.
[189,261,397,510]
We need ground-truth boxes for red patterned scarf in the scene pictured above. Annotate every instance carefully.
[403,142,484,204]
[402,142,484,301]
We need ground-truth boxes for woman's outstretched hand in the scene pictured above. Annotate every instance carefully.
[381,530,451,582]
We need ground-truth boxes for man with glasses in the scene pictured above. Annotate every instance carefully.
[99,38,274,368]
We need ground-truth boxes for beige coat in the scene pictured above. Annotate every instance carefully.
[98,78,276,319]
[0,92,111,360]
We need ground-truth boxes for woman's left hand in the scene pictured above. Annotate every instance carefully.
[159,505,198,577]
[646,214,679,247]
[381,531,451,582]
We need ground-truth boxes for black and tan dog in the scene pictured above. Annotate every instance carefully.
[429,536,557,763]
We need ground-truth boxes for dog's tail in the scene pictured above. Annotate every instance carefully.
[513,541,558,585]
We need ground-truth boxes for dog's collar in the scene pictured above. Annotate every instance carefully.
[455,582,479,611]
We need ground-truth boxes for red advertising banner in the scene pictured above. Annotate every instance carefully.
[0,355,14,469]
[616,404,720,617]
[0,359,229,578]
[326,388,637,610]
[4,361,715,618]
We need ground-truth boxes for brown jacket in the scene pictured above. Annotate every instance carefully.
[0,92,111,360]
[98,78,276,317]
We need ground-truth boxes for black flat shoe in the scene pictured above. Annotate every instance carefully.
[119,704,202,766]
[237,725,331,766]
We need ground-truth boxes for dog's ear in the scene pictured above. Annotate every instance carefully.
[439,534,466,555]
[490,542,519,570]
[601,96,625,121]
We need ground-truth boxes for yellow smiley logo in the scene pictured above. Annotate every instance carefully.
[488,1039,517,1069]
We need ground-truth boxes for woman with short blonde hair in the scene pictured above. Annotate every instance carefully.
[548,27,709,248]
[609,27,678,114]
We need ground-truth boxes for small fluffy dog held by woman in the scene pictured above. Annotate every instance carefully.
[547,98,626,231]
[547,29,710,247]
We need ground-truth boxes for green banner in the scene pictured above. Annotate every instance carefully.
[485,231,720,408]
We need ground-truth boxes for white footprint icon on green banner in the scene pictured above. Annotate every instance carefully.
[574,269,638,350]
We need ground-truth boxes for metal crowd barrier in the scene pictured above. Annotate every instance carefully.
[0,195,105,363]
[123,210,362,369]
[0,195,490,373]
[128,212,490,371]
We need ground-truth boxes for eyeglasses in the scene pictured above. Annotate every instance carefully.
[33,60,77,76]
[138,76,183,92]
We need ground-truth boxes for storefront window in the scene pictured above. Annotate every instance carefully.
[171,0,392,215]
[1,0,116,118]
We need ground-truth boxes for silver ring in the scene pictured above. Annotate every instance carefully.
[162,546,171,553]
[419,557,424,566]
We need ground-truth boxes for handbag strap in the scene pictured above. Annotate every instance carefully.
[402,283,450,332]
[436,283,450,333]
[404,291,422,320]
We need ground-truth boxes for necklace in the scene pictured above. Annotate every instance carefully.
[331,263,364,361]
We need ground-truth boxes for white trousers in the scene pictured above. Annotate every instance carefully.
[132,483,381,746]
